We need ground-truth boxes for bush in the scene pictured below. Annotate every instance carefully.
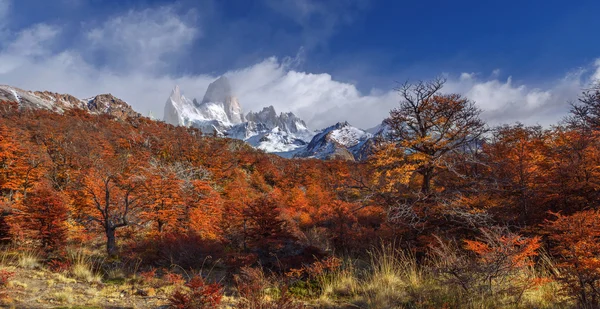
[0,269,14,287]
[234,267,306,309]
[169,276,223,309]
[431,227,541,306]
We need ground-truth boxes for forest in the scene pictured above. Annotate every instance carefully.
[1,79,600,308]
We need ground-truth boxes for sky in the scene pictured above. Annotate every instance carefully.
[1,0,599,130]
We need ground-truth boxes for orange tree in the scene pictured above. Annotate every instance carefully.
[372,78,487,234]
[11,181,68,256]
[545,210,600,307]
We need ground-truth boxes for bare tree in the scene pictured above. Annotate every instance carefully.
[569,83,600,131]
[383,77,487,195]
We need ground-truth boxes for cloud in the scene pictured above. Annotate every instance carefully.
[85,6,198,72]
[7,23,60,57]
[0,3,598,131]
[263,0,368,50]
[0,23,60,74]
[444,67,596,126]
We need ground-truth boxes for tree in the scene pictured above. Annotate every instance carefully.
[13,181,68,255]
[74,157,145,257]
[139,159,184,235]
[372,79,487,228]
[0,125,44,203]
[483,124,551,225]
[244,193,296,261]
[380,78,487,195]
[569,83,600,131]
[545,210,600,307]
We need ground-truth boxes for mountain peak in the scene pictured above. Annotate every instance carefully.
[170,85,181,99]
[335,121,350,128]
[202,76,233,104]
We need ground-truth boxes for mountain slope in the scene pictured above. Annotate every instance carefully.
[0,85,140,120]
[295,122,373,160]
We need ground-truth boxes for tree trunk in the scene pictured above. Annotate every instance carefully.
[421,166,434,194]
[106,226,117,257]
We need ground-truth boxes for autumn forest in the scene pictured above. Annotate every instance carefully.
[1,79,600,308]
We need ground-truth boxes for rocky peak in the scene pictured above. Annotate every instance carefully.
[201,76,232,104]
[295,121,371,161]
[246,106,309,135]
[246,106,277,123]
[87,94,140,120]
[170,85,181,100]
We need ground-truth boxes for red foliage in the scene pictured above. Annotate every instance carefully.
[164,272,185,286]
[545,210,600,307]
[0,269,14,287]
[47,259,72,273]
[169,276,223,309]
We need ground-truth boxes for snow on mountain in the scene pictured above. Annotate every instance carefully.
[225,106,313,157]
[295,122,373,160]
[202,76,245,124]
[161,77,393,160]
[164,77,245,135]
[164,77,315,157]
[0,85,139,120]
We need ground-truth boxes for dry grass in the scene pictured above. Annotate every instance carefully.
[311,243,573,309]
[17,249,40,269]
[69,250,102,283]
[52,287,73,304]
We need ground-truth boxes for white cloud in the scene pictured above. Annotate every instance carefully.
[7,23,60,56]
[85,6,198,72]
[0,4,598,131]
[445,67,595,126]
[594,59,600,82]
[0,23,60,74]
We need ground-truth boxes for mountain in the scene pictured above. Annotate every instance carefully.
[164,77,245,134]
[2,82,385,161]
[295,122,373,160]
[163,78,315,157]
[0,85,139,120]
[161,77,394,160]
[234,106,315,156]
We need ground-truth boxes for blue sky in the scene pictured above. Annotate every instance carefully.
[1,0,599,129]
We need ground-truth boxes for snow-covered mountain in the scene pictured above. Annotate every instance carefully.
[0,85,140,120]
[227,106,314,156]
[295,122,373,160]
[161,77,393,160]
[163,77,316,157]
[164,77,245,134]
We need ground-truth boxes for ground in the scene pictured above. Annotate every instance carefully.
[0,266,175,309]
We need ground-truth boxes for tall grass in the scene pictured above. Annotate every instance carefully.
[68,250,102,283]
[17,248,41,269]
[313,243,571,309]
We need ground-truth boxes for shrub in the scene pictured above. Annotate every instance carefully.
[0,269,14,287]
[164,272,185,286]
[48,258,71,273]
[431,227,541,306]
[235,267,306,309]
[169,276,223,309]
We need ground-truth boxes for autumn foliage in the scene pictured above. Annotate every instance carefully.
[0,83,600,307]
